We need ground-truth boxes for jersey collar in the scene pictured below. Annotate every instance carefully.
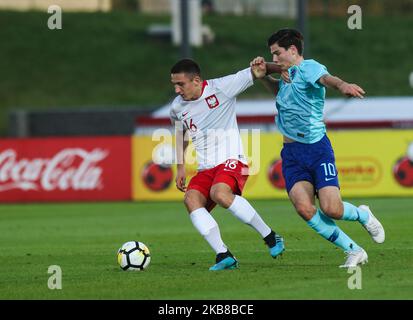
[200,80,208,96]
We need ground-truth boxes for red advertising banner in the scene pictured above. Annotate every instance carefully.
[0,136,131,202]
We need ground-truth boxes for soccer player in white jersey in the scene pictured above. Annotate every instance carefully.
[170,58,285,271]
[252,29,385,268]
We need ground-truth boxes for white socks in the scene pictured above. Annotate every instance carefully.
[190,196,272,255]
[228,195,271,238]
[190,207,227,254]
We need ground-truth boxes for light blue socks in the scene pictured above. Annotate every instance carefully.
[341,202,369,225]
[307,209,361,252]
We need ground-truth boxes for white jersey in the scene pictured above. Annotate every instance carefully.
[170,67,254,170]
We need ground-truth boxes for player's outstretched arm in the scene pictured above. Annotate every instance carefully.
[250,56,267,79]
[265,62,282,74]
[250,56,281,95]
[249,57,289,81]
[264,62,290,83]
[319,74,365,98]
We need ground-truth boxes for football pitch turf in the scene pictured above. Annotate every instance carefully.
[0,198,412,300]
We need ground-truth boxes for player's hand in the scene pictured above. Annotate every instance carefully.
[250,56,267,79]
[280,70,291,83]
[338,82,365,98]
[175,167,187,192]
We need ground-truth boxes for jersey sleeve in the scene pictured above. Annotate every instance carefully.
[212,67,254,99]
[301,60,329,88]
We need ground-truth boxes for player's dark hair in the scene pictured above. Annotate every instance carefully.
[170,59,201,78]
[267,28,304,56]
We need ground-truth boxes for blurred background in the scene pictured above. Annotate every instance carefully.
[2,1,413,301]
[1,0,413,202]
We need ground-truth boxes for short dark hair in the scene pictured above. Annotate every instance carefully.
[170,59,201,78]
[267,28,304,56]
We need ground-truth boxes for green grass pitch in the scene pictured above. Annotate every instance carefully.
[0,198,412,299]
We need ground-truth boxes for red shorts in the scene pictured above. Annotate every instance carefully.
[187,159,249,212]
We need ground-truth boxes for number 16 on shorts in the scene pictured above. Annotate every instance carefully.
[225,160,238,170]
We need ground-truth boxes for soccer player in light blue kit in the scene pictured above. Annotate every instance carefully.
[251,28,385,267]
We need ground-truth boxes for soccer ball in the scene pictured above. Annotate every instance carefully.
[117,241,151,271]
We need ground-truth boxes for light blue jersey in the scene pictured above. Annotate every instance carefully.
[275,59,329,144]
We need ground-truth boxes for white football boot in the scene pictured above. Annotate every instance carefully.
[339,248,368,268]
[359,205,385,243]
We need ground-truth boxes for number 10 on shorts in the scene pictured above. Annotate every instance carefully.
[320,162,336,179]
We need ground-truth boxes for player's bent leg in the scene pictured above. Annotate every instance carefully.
[339,202,385,243]
[211,183,285,258]
[318,185,385,244]
[318,186,344,220]
[184,189,208,213]
[227,193,285,258]
[307,209,362,249]
[185,189,234,269]
[290,182,366,266]
[308,209,368,267]
[341,202,368,223]
[209,182,235,209]
[288,181,317,221]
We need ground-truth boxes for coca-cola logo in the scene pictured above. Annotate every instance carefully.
[0,148,108,192]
